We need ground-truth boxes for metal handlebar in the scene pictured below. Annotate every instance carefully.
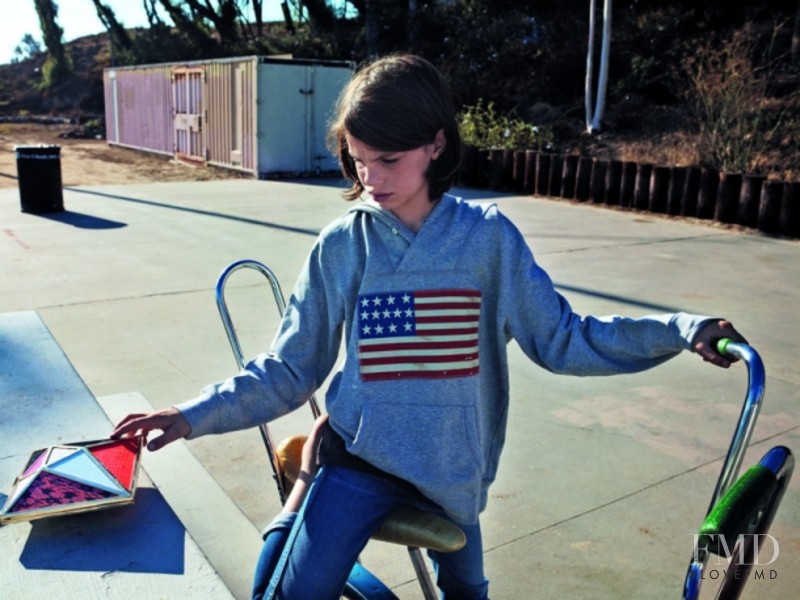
[683,339,794,600]
[216,259,287,369]
[707,340,766,512]
[215,258,321,503]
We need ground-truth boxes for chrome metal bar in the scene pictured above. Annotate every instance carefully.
[215,259,287,370]
[682,342,768,600]
[407,547,438,600]
[683,560,703,600]
[707,343,766,511]
[214,258,321,503]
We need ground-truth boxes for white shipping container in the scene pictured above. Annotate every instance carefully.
[103,56,354,178]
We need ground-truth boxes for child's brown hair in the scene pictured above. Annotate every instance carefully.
[328,54,462,202]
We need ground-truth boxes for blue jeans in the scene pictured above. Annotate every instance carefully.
[252,465,489,599]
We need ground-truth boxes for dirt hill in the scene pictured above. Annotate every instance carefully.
[0,34,110,118]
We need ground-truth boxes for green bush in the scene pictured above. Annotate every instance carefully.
[39,54,71,88]
[459,99,554,151]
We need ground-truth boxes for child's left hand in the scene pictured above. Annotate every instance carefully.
[692,319,747,368]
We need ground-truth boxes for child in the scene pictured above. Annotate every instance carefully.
[112,54,744,599]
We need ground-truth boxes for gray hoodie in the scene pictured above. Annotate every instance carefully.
[178,194,712,524]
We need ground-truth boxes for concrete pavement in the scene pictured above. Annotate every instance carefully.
[1,178,798,599]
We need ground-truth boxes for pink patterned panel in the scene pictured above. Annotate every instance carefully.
[10,471,114,513]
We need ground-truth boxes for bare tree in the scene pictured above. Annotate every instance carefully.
[155,0,220,50]
[144,0,167,26]
[180,0,243,46]
[299,0,336,31]
[251,0,264,36]
[280,1,296,33]
[90,0,133,58]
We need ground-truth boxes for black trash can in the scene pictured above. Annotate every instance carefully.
[15,144,64,213]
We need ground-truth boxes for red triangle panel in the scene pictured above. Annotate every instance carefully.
[89,438,140,491]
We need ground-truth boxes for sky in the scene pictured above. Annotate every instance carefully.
[0,0,287,65]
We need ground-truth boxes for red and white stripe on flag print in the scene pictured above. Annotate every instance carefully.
[357,289,481,381]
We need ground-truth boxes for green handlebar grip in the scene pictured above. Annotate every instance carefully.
[716,337,733,356]
[698,464,778,555]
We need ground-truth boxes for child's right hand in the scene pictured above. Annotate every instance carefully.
[692,319,747,368]
[110,408,191,452]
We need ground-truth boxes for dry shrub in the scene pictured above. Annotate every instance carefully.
[683,21,798,176]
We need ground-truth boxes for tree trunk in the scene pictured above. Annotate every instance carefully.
[90,0,133,59]
[252,0,264,36]
[34,0,70,86]
[157,0,218,51]
[300,0,336,31]
[144,0,164,27]
[181,0,241,46]
[281,2,296,33]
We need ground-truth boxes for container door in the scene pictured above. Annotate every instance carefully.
[258,63,308,174]
[310,65,351,173]
[173,67,205,162]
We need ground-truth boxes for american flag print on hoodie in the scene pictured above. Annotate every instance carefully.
[356,289,481,381]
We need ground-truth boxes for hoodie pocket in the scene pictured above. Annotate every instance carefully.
[348,399,484,518]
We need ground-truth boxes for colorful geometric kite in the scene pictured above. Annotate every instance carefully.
[0,437,143,524]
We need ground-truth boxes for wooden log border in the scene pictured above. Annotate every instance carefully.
[458,145,799,238]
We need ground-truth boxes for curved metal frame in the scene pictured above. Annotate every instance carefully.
[215,258,320,503]
[683,342,794,600]
[708,344,766,513]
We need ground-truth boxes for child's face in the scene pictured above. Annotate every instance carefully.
[345,131,445,232]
